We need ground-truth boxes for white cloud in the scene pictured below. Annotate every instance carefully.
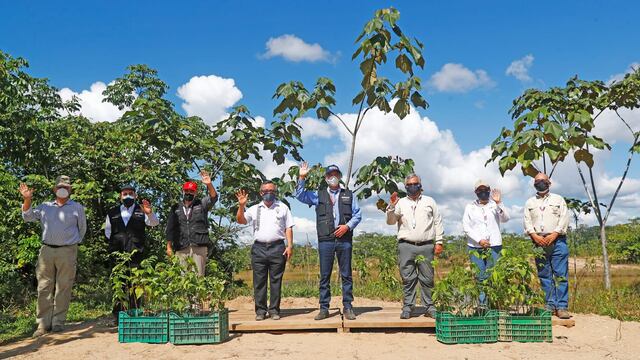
[298,117,334,140]
[607,61,639,84]
[177,75,243,125]
[58,82,126,122]
[429,63,494,93]
[506,54,535,82]
[261,34,335,63]
[593,107,640,144]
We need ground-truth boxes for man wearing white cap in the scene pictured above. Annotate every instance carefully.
[462,179,509,305]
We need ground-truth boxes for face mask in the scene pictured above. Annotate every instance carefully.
[406,184,422,196]
[182,193,195,202]
[122,195,135,207]
[534,181,549,192]
[262,192,276,203]
[326,176,340,187]
[56,188,69,199]
[477,190,491,201]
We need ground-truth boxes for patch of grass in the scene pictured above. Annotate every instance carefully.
[0,302,35,345]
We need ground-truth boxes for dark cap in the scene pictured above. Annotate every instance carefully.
[120,184,136,192]
[325,165,342,176]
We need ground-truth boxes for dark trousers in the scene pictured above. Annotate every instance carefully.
[318,240,353,310]
[251,240,287,315]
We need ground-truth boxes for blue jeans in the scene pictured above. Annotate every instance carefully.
[536,237,569,310]
[468,245,502,304]
[318,240,353,310]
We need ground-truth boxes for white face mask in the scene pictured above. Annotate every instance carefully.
[56,188,70,199]
[326,176,340,187]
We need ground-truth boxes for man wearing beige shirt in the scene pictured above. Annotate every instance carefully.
[524,172,571,319]
[387,174,444,319]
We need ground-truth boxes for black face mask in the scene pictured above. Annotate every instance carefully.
[406,184,422,196]
[122,196,135,208]
[262,192,276,203]
[534,181,549,192]
[477,190,491,201]
[182,193,195,202]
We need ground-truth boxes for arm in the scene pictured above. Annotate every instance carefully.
[141,199,160,227]
[105,216,112,239]
[496,202,510,223]
[235,190,250,225]
[283,207,295,260]
[236,204,249,225]
[200,171,218,210]
[554,198,570,234]
[19,183,40,222]
[295,179,319,206]
[386,207,400,225]
[523,200,536,235]
[77,205,87,241]
[433,202,445,245]
[165,207,177,256]
[346,197,362,230]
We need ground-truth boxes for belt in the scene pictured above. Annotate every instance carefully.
[398,239,433,246]
[254,239,285,246]
[43,243,76,248]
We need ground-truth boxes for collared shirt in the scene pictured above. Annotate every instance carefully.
[295,179,362,230]
[244,200,295,243]
[22,200,87,246]
[523,192,569,235]
[104,204,160,239]
[386,195,444,244]
[463,200,510,248]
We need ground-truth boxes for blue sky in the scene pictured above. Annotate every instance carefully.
[2,1,639,240]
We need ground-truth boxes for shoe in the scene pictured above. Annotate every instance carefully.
[314,309,330,320]
[255,313,266,321]
[51,324,64,333]
[270,312,281,320]
[400,310,411,319]
[343,308,356,320]
[32,328,48,338]
[425,308,437,318]
[556,309,571,319]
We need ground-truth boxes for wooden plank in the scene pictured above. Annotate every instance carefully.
[229,308,342,332]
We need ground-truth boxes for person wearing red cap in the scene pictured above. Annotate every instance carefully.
[165,170,218,276]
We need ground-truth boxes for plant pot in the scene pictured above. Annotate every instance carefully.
[118,309,169,344]
[435,310,498,344]
[168,309,230,345]
[497,308,552,342]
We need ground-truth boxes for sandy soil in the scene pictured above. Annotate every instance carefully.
[2,296,639,360]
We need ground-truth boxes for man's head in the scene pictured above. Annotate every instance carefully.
[260,181,277,204]
[182,181,198,202]
[405,174,422,198]
[474,179,491,202]
[534,172,551,194]
[325,165,342,190]
[120,184,137,207]
[53,175,72,200]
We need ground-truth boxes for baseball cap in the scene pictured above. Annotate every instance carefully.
[55,175,71,188]
[474,179,490,190]
[325,165,342,176]
[183,181,198,191]
[120,184,136,192]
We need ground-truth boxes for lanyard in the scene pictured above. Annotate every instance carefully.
[538,195,550,232]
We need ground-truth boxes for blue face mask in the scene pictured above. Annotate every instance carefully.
[477,190,490,201]
[262,192,276,203]
[406,184,422,196]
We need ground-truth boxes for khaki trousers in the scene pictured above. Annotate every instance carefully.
[175,245,208,276]
[36,244,78,330]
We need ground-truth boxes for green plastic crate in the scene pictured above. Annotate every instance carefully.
[118,310,168,344]
[498,309,553,343]
[436,310,498,344]
[169,309,229,345]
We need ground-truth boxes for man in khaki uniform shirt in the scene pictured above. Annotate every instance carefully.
[387,174,444,319]
[523,172,571,319]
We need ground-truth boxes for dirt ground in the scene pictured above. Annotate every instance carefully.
[2,296,639,360]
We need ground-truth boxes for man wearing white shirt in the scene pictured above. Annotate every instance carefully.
[105,184,160,321]
[236,181,294,321]
[462,180,510,305]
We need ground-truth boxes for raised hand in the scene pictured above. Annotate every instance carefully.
[200,170,212,185]
[235,189,249,206]
[141,199,153,214]
[19,183,33,199]
[299,161,309,179]
[390,192,399,206]
[491,188,502,203]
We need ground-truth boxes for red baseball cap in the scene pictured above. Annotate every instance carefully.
[182,181,198,191]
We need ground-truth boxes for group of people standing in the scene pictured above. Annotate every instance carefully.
[19,164,570,337]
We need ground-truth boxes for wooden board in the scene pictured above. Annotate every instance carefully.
[343,307,576,330]
[229,308,342,332]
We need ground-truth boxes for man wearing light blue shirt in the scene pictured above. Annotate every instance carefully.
[295,162,362,321]
[20,176,86,337]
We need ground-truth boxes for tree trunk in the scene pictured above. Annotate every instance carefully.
[599,224,612,290]
[345,132,358,189]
